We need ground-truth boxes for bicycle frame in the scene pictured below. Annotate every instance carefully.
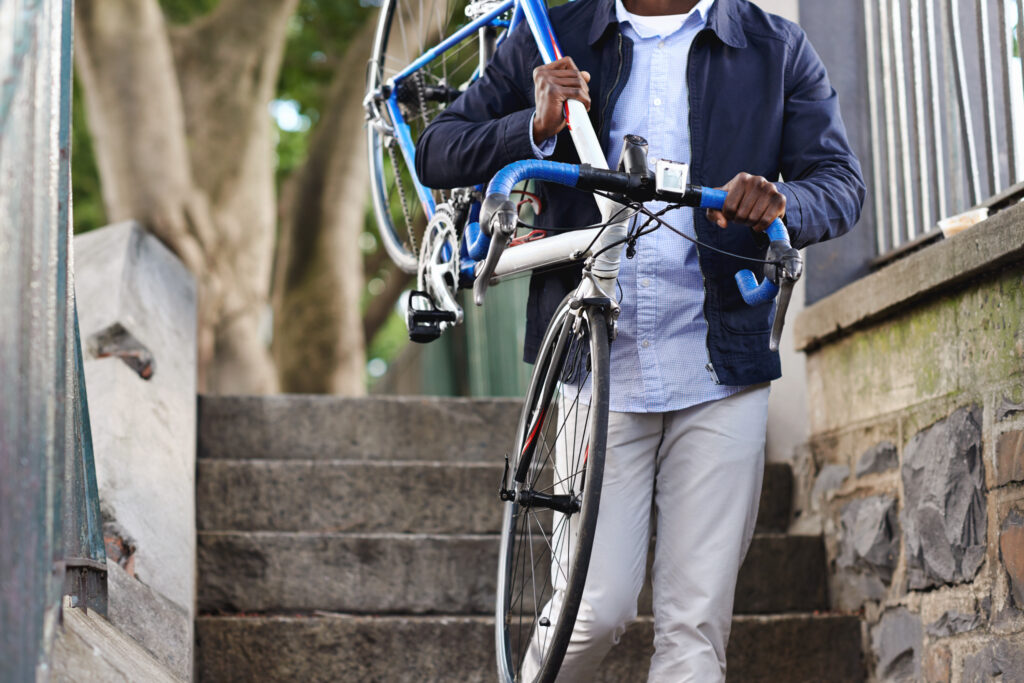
[377,0,630,299]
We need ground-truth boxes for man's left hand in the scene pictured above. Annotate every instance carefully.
[705,172,786,232]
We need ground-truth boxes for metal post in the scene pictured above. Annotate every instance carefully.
[1,0,105,679]
[891,0,917,240]
[976,0,1000,194]
[62,305,108,616]
[865,0,888,254]
[925,0,949,220]
[879,0,902,248]
[910,0,932,233]
[947,0,983,205]
[997,0,1018,184]
[1019,0,1024,178]
[1,0,72,678]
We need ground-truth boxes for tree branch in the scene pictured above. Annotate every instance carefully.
[272,16,378,394]
[168,0,300,197]
[74,0,216,267]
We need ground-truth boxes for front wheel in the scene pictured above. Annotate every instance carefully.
[495,298,610,683]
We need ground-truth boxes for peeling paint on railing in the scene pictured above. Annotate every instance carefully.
[1,1,106,680]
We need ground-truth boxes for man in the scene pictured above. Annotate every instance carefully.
[416,0,864,679]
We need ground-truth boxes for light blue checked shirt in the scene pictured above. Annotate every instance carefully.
[531,0,745,413]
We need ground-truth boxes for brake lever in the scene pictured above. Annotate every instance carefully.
[472,195,518,306]
[765,243,803,353]
[769,278,793,352]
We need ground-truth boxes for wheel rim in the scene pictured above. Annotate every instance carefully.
[367,0,493,273]
[496,305,605,682]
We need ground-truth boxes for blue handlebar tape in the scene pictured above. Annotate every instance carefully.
[699,188,728,210]
[765,219,788,243]
[734,270,779,305]
[698,188,789,244]
[695,186,788,307]
[487,160,581,197]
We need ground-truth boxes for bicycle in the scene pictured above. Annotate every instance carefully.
[363,2,803,680]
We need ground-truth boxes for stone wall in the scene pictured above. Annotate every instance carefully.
[793,202,1024,681]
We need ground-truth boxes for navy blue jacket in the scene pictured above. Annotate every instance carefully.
[415,0,865,384]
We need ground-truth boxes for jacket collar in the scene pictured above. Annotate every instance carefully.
[587,0,747,49]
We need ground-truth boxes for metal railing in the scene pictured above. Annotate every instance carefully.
[1,0,107,679]
[864,0,1024,257]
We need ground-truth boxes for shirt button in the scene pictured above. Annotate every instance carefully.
[642,340,651,348]
[641,278,651,287]
[653,98,662,107]
[657,40,665,49]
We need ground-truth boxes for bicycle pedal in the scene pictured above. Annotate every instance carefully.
[406,290,456,344]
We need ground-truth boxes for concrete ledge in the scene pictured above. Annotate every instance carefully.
[106,560,191,681]
[50,601,184,683]
[795,201,1024,351]
[75,221,198,677]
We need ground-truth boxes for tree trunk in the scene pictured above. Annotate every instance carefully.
[363,264,415,346]
[272,20,377,395]
[74,0,297,393]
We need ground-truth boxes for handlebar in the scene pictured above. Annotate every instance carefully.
[476,157,803,351]
[696,189,787,305]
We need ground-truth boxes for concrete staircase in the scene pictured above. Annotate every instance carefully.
[195,396,865,682]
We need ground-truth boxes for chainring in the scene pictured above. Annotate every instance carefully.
[418,203,464,326]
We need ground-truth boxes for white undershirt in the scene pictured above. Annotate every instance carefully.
[617,3,691,39]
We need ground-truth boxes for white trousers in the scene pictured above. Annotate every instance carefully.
[523,383,771,682]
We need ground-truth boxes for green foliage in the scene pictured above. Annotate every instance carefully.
[279,1,374,115]
[158,0,219,25]
[273,2,375,182]
[71,77,106,234]
[274,125,310,182]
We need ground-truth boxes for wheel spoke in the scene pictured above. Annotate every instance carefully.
[495,302,608,680]
[528,508,570,586]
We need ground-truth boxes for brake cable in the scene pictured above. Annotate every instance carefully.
[586,190,784,268]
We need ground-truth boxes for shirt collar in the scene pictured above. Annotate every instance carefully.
[588,0,747,49]
[614,0,715,35]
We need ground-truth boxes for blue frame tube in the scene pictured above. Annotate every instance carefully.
[389,0,515,85]
[518,0,564,63]
[385,96,437,215]
[508,2,525,33]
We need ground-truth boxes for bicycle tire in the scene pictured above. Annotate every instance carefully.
[366,0,495,274]
[495,296,610,683]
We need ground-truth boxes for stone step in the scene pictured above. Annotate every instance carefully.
[197,395,521,462]
[197,531,826,616]
[196,459,792,534]
[195,613,865,682]
[195,393,794,532]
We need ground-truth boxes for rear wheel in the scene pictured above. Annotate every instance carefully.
[495,297,610,683]
[366,0,499,273]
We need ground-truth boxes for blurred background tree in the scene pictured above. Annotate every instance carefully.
[71,0,411,394]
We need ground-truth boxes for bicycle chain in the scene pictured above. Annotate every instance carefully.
[387,139,417,256]
[413,70,430,129]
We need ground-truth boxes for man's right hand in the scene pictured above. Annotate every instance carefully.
[532,56,591,143]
